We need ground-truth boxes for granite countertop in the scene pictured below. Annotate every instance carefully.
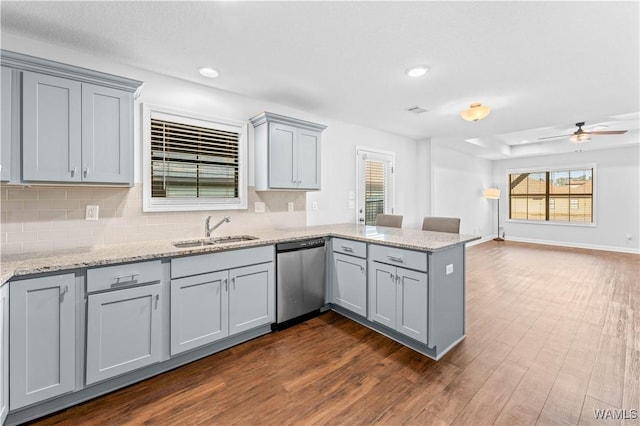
[0,223,480,285]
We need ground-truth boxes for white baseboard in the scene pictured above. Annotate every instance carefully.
[465,236,496,247]
[500,236,640,254]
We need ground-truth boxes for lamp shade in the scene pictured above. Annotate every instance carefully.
[483,188,500,199]
[569,133,591,144]
[460,103,491,122]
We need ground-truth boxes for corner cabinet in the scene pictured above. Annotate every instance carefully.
[9,274,77,410]
[1,49,142,186]
[250,112,326,191]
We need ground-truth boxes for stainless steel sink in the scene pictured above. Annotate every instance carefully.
[172,235,258,248]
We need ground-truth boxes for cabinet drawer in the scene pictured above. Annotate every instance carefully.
[332,238,366,258]
[87,260,162,293]
[369,244,427,272]
[171,245,274,279]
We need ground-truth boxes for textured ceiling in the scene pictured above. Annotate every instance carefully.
[2,1,639,159]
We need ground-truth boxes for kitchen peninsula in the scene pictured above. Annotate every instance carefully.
[0,224,478,425]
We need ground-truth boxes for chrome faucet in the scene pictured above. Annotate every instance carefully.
[205,215,231,237]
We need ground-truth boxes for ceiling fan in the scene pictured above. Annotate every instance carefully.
[538,122,628,144]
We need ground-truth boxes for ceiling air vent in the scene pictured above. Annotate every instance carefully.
[406,106,427,114]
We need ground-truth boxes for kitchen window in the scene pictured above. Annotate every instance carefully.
[508,166,594,224]
[142,104,247,212]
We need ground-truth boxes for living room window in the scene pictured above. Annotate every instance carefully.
[508,166,594,224]
[142,104,247,212]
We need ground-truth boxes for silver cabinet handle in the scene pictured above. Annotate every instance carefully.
[83,167,89,178]
[231,276,236,288]
[387,255,404,263]
[224,278,228,292]
[70,167,77,177]
[396,275,401,284]
[390,273,394,281]
[342,246,354,253]
[360,265,365,273]
[112,273,141,284]
[59,285,69,303]
[154,294,159,309]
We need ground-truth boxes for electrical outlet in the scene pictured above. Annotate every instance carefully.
[287,202,294,212]
[85,205,99,221]
[254,202,265,213]
[446,264,453,275]
[627,233,633,240]
[312,201,318,211]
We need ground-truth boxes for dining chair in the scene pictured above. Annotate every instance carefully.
[422,216,461,233]
[374,214,403,228]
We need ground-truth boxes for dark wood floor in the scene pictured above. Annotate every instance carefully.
[33,241,639,425]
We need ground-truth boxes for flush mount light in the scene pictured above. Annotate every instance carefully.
[460,103,491,122]
[199,67,219,78]
[405,65,430,77]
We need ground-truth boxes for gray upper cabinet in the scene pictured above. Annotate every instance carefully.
[250,112,326,191]
[1,67,12,182]
[1,49,142,186]
[22,71,83,182]
[9,274,76,410]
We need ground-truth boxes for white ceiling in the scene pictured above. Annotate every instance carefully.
[2,1,639,159]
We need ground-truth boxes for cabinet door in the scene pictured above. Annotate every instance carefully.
[1,67,11,182]
[268,123,297,188]
[367,261,396,329]
[0,284,8,423]
[396,268,428,344]
[81,84,132,184]
[296,129,321,189]
[9,274,76,409]
[86,283,162,385]
[170,271,229,356]
[333,253,367,317]
[229,262,274,335]
[22,71,82,182]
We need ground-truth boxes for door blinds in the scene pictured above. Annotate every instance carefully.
[150,118,240,199]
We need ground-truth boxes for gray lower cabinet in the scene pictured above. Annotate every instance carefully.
[0,283,8,424]
[170,260,275,356]
[368,262,428,345]
[170,271,229,355]
[332,253,367,317]
[1,66,12,182]
[9,274,76,410]
[85,283,163,385]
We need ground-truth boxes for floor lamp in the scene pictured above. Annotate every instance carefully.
[483,187,504,241]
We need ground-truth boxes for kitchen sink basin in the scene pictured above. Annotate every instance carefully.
[172,235,259,248]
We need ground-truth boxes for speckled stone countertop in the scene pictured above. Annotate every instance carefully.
[0,223,480,285]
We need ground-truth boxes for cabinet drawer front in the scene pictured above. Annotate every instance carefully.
[171,245,274,279]
[332,238,367,258]
[369,244,427,272]
[87,260,162,293]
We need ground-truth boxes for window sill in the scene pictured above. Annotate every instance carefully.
[506,219,596,228]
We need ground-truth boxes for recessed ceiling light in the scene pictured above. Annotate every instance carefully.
[405,65,430,77]
[199,67,219,78]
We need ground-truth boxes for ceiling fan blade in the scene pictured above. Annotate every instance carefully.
[588,130,628,135]
[537,134,572,140]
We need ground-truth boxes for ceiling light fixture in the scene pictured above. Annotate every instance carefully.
[198,67,219,78]
[405,65,429,77]
[460,103,491,122]
[569,133,591,144]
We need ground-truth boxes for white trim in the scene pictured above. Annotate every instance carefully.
[142,103,248,213]
[355,146,396,224]
[465,236,495,247]
[502,236,640,255]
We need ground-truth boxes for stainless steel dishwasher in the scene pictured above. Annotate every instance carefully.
[275,238,326,329]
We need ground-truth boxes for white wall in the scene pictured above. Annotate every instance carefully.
[1,33,423,254]
[431,143,494,237]
[492,145,640,253]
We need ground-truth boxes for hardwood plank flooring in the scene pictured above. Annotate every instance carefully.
[30,241,639,426]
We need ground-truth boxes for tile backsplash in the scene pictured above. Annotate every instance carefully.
[0,184,306,255]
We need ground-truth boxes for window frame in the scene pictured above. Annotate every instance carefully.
[142,104,248,212]
[355,146,396,226]
[505,163,597,227]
